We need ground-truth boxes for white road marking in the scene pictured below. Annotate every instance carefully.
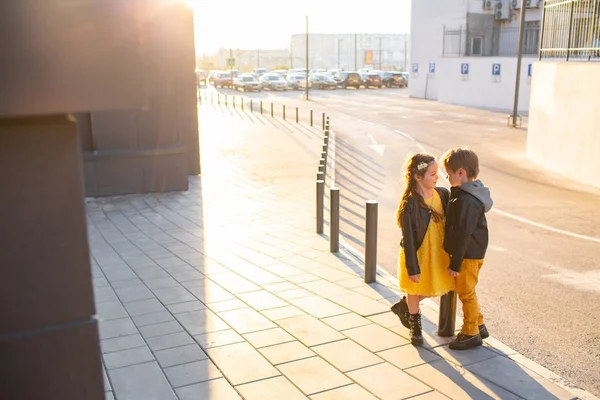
[367,132,386,156]
[489,245,508,252]
[537,261,600,293]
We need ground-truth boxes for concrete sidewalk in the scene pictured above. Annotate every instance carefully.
[90,103,586,400]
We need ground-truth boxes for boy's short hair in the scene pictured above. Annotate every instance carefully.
[442,148,480,179]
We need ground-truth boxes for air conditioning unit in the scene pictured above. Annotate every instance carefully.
[527,0,541,7]
[512,0,537,8]
[495,0,511,20]
[483,0,494,10]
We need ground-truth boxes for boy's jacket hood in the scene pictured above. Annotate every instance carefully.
[460,180,493,212]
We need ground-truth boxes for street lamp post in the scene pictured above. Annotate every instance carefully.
[305,16,309,101]
[378,37,383,70]
[337,38,343,70]
[511,6,527,127]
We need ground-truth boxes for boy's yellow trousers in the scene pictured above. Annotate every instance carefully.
[455,259,485,336]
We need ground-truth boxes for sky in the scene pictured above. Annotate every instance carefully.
[189,0,411,55]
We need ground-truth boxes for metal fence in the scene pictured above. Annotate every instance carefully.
[442,25,540,57]
[540,0,600,60]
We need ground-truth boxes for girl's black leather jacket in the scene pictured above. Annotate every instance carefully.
[400,187,450,276]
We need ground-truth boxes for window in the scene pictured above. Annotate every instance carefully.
[471,37,483,56]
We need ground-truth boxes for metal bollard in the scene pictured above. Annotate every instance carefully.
[296,107,299,123]
[271,103,274,117]
[233,96,235,108]
[316,180,324,234]
[318,164,324,173]
[211,92,214,103]
[283,105,286,120]
[310,110,313,126]
[242,97,244,110]
[365,200,378,283]
[322,113,325,130]
[317,171,325,181]
[324,134,329,145]
[218,93,221,104]
[250,99,253,112]
[260,101,263,114]
[330,188,340,252]
[438,292,457,337]
[322,144,328,155]
[225,94,228,106]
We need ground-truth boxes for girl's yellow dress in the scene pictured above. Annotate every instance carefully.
[399,190,455,296]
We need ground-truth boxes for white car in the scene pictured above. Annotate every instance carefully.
[286,74,310,90]
[259,73,288,91]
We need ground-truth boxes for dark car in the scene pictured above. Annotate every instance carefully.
[310,73,337,89]
[233,74,262,92]
[334,71,361,89]
[360,72,382,88]
[378,71,406,88]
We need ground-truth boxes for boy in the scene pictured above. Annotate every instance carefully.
[442,148,493,350]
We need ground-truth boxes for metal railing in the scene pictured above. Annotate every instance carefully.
[442,25,540,57]
[540,0,600,60]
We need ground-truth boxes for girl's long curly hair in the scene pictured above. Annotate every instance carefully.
[395,153,443,228]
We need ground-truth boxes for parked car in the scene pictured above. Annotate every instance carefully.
[252,68,268,77]
[334,71,362,89]
[286,73,309,90]
[378,71,406,88]
[196,69,206,86]
[272,69,289,77]
[213,72,233,88]
[310,73,337,89]
[400,72,409,87]
[207,70,221,85]
[233,74,262,92]
[360,72,382,88]
[259,73,288,91]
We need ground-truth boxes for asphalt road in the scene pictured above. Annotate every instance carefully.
[203,85,600,396]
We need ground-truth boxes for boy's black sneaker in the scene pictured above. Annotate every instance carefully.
[390,296,410,329]
[449,332,482,350]
[479,324,489,339]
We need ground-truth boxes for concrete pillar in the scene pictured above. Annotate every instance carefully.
[0,115,103,400]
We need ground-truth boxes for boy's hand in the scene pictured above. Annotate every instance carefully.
[409,274,421,283]
[447,268,460,277]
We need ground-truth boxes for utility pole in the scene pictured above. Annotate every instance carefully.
[229,48,233,87]
[337,38,343,70]
[511,5,527,127]
[290,44,293,68]
[257,48,260,68]
[305,16,309,101]
[404,34,408,72]
[378,37,383,70]
[355,33,358,71]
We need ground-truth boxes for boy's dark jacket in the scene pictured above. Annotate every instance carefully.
[444,180,493,272]
[400,187,450,276]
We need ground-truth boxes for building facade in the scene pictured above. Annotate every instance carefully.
[409,0,542,112]
[216,48,291,72]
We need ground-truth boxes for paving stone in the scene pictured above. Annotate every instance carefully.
[343,324,409,352]
[261,305,306,321]
[352,283,401,300]
[262,281,298,292]
[321,313,371,331]
[408,391,449,400]
[347,362,431,400]
[378,345,441,370]
[218,307,276,334]
[93,277,110,288]
[165,300,206,314]
[124,298,166,316]
[181,279,236,303]
[336,278,368,289]
[108,361,177,400]
[103,346,155,370]
[209,272,261,293]
[289,296,349,319]
[277,314,344,347]
[237,290,288,310]
[99,318,138,340]
[206,342,280,385]
[164,359,222,388]
[97,301,129,321]
[328,292,390,316]
[176,378,242,400]
[432,344,499,367]
[309,384,378,400]
[94,287,119,303]
[309,267,355,282]
[134,266,171,280]
[171,270,206,282]
[243,327,296,348]
[131,311,175,327]
[103,267,138,282]
[277,356,352,395]
[265,263,307,277]
[146,331,195,351]
[299,281,352,298]
[137,320,183,339]
[101,334,146,354]
[286,273,321,284]
[174,309,230,335]
[465,356,574,399]
[408,360,521,400]
[143,276,181,290]
[155,257,188,268]
[194,329,245,349]
[110,278,145,289]
[236,376,308,400]
[312,339,383,372]
[367,311,403,329]
[114,285,155,303]
[152,286,196,305]
[154,343,208,368]
[277,288,317,301]
[102,365,111,391]
[205,299,246,312]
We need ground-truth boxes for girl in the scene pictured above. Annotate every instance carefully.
[391,153,455,346]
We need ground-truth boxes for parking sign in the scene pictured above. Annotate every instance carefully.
[429,63,436,73]
[461,63,469,75]
[492,63,501,76]
[528,64,532,77]
[412,63,418,73]
[227,58,236,67]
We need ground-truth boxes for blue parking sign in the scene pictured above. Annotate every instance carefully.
[528,64,532,77]
[412,63,419,73]
[492,63,501,76]
[429,63,436,73]
[461,63,469,75]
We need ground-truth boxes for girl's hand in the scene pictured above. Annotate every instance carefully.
[447,268,459,277]
[409,274,421,283]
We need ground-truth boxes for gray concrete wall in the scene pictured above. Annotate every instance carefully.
[527,62,600,188]
[0,115,104,400]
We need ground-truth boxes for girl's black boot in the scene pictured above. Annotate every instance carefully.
[409,313,424,346]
